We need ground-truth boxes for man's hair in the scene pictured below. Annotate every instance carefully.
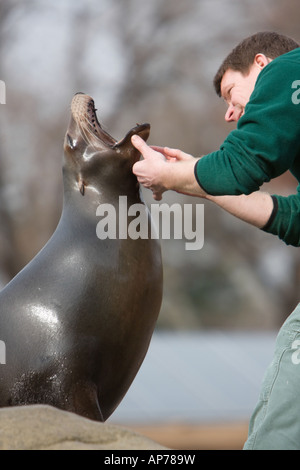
[213,31,299,97]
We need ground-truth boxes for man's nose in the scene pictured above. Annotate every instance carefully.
[225,104,243,123]
[225,104,236,122]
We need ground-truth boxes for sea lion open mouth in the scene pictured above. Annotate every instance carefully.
[71,92,150,148]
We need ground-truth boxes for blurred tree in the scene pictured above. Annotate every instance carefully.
[0,0,23,280]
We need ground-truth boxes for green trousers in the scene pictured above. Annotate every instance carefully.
[244,303,300,450]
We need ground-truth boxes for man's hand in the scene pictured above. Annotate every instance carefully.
[131,135,202,200]
[131,135,167,200]
[150,145,195,163]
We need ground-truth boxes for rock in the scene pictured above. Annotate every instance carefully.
[0,405,166,450]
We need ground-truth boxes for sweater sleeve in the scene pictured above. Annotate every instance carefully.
[262,189,300,247]
[195,58,300,196]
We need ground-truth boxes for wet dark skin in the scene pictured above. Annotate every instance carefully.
[0,94,162,421]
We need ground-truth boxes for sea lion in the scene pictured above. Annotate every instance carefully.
[0,93,163,421]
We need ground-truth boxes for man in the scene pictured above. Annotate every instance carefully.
[131,32,300,449]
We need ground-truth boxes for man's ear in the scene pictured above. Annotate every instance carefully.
[254,53,272,69]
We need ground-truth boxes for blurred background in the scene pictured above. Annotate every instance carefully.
[0,0,300,450]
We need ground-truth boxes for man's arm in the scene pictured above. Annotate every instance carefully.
[131,135,274,229]
[204,192,274,229]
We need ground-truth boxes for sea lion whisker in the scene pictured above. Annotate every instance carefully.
[77,120,99,149]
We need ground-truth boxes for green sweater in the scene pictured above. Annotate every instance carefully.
[195,47,300,247]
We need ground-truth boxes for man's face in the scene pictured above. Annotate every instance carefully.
[220,66,261,122]
[220,55,271,123]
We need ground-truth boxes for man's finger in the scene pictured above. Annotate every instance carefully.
[131,134,152,158]
[151,146,187,161]
[153,192,163,201]
[151,145,165,153]
[132,160,143,176]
